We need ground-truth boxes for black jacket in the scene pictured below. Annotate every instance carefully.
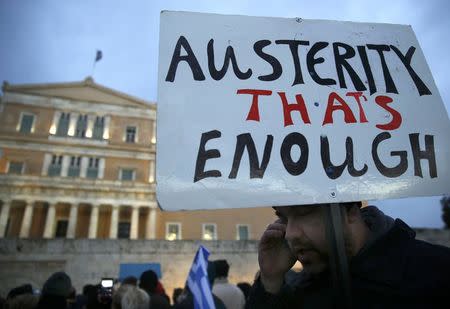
[247,219,450,309]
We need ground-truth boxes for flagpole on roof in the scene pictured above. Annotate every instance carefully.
[92,49,103,76]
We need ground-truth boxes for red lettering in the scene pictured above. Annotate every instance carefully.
[346,91,368,123]
[277,92,311,127]
[237,89,272,121]
[322,92,357,125]
[375,95,402,130]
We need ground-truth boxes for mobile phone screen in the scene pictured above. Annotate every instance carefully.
[101,279,114,288]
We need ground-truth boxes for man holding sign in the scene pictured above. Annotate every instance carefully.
[247,202,450,308]
[158,11,450,309]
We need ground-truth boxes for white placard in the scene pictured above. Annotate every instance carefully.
[157,11,450,211]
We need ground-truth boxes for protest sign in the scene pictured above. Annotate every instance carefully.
[157,11,450,211]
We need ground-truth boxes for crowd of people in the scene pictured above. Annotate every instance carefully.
[0,259,250,309]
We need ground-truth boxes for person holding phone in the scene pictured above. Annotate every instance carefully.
[246,202,450,308]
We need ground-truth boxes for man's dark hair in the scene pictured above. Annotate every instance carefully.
[214,260,230,278]
[122,276,138,286]
[7,284,33,299]
[237,282,251,299]
[139,270,158,293]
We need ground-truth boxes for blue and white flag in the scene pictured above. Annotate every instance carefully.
[187,245,215,309]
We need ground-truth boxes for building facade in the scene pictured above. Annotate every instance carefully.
[0,78,275,241]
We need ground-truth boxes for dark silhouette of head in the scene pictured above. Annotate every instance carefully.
[7,284,33,300]
[172,287,183,305]
[237,282,251,299]
[122,276,138,286]
[214,260,230,278]
[139,270,158,293]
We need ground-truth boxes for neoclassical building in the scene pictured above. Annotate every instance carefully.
[0,78,275,240]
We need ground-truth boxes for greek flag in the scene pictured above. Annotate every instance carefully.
[187,245,215,309]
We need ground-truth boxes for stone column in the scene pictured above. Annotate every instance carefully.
[50,111,61,135]
[98,158,105,179]
[148,160,155,183]
[43,203,56,238]
[41,153,52,176]
[103,116,111,140]
[19,201,34,238]
[88,204,99,239]
[0,200,12,238]
[130,206,139,239]
[151,119,156,144]
[68,113,78,136]
[80,157,89,178]
[66,204,78,239]
[145,207,157,239]
[85,114,95,138]
[61,155,70,177]
[109,205,119,239]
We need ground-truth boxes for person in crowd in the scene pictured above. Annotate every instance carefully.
[6,284,33,300]
[4,294,38,309]
[247,202,450,308]
[112,284,134,309]
[171,287,183,306]
[85,284,110,309]
[212,260,245,309]
[120,286,149,309]
[139,270,170,309]
[122,276,138,287]
[236,282,251,302]
[173,261,226,309]
[35,271,73,308]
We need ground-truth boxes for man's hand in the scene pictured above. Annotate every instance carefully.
[258,219,296,294]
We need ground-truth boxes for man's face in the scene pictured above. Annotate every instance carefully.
[275,205,332,275]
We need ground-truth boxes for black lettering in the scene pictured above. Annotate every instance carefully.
[307,42,337,86]
[208,39,252,80]
[254,40,282,81]
[228,133,273,179]
[333,42,367,91]
[367,44,398,94]
[165,36,205,82]
[193,130,222,182]
[390,46,432,96]
[280,132,309,175]
[321,135,368,179]
[357,45,377,95]
[275,40,310,86]
[409,133,437,178]
[372,132,407,177]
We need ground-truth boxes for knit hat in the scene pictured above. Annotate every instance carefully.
[42,272,72,297]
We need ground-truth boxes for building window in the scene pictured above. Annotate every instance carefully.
[87,157,99,179]
[18,113,35,133]
[56,113,70,136]
[202,223,217,240]
[55,220,68,238]
[166,223,181,241]
[7,161,24,174]
[92,116,104,140]
[237,224,250,240]
[75,114,88,138]
[68,156,81,177]
[125,126,136,143]
[120,168,135,181]
[48,155,63,176]
[118,222,131,239]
